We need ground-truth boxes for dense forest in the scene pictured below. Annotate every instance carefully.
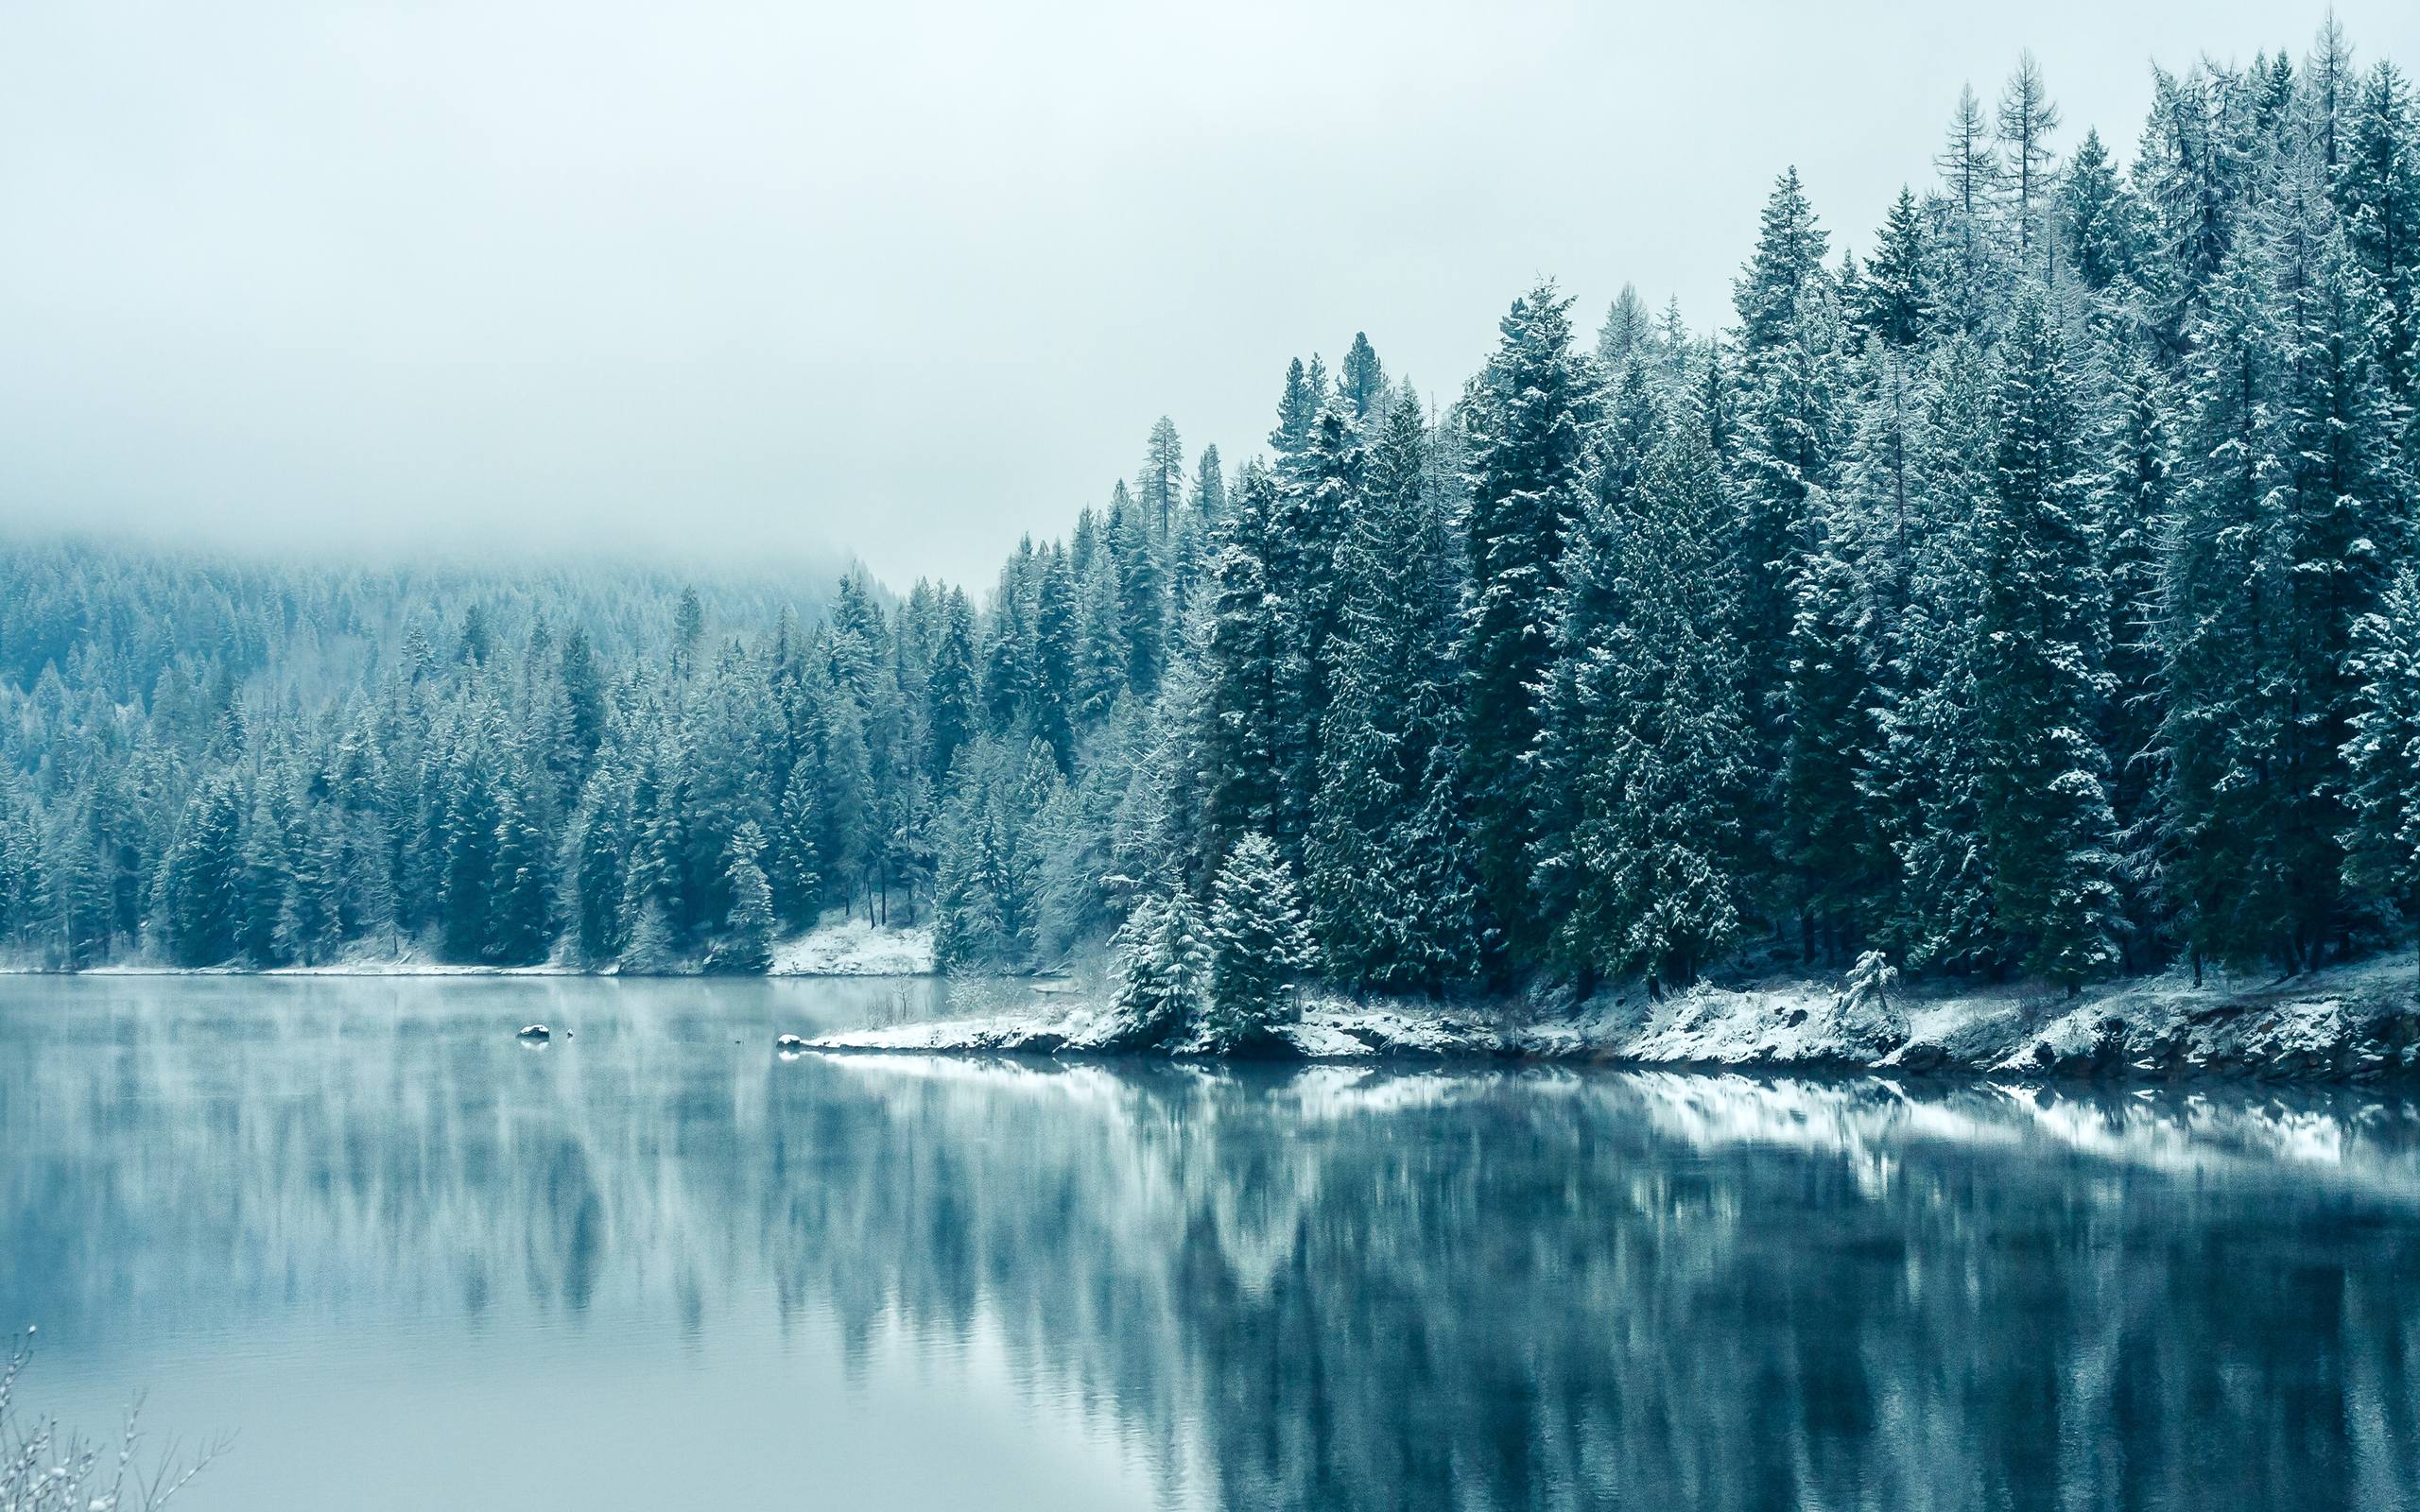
[5,28,2420,1030]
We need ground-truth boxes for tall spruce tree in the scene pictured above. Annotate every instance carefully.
[1460,283,1594,966]
[1545,411,1749,994]
[1307,391,1481,993]
[2344,566,2420,961]
[1971,290,2122,988]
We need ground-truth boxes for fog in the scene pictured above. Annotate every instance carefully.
[3,0,2411,591]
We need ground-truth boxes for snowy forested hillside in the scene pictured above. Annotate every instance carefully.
[5,31,2420,1022]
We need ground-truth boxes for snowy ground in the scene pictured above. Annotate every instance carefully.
[769,916,936,976]
[808,951,2420,1081]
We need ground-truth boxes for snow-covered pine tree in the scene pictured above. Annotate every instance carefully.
[1276,396,1365,863]
[621,897,676,974]
[1106,488,1168,697]
[1137,417,1184,537]
[565,754,633,964]
[925,588,980,785]
[1857,188,1936,350]
[1868,336,2001,972]
[486,753,554,966]
[1110,884,1212,1043]
[717,820,775,973]
[1198,463,1295,868]
[2090,331,2177,967]
[1269,357,1322,479]
[1734,168,1831,369]
[1546,409,1749,995]
[2060,129,2138,295]
[1308,388,1482,994]
[1596,284,1653,373]
[1972,288,2122,989]
[1782,509,1882,965]
[236,787,295,968]
[2249,143,2405,964]
[1460,283,1594,967]
[1073,549,1130,722]
[1933,83,2013,336]
[2337,61,2419,403]
[1339,333,1386,421]
[1032,546,1080,770]
[1204,833,1314,1050]
[1735,280,1850,929]
[437,717,502,963]
[2343,566,2420,963]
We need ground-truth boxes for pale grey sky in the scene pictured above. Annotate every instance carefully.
[4,1,2413,590]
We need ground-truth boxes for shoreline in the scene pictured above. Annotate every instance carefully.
[10,948,2416,1085]
[0,919,941,982]
[806,951,2420,1084]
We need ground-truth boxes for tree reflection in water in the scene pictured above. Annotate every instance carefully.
[4,977,2418,1511]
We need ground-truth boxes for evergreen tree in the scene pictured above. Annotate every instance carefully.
[1073,552,1130,721]
[1032,547,1079,769]
[487,755,553,965]
[1109,885,1212,1043]
[2344,567,2420,957]
[1972,291,2122,988]
[1199,464,1295,866]
[1204,833,1314,1049]
[925,588,980,784]
[1857,188,1935,349]
[2093,334,2178,965]
[1735,284,1850,919]
[566,756,632,964]
[558,627,607,779]
[1544,415,1749,994]
[2061,129,2136,293]
[1870,337,2001,972]
[1269,357,1322,473]
[1596,284,1653,372]
[1461,284,1594,965]
[236,788,294,968]
[1781,518,1882,963]
[154,774,244,966]
[2340,61,2419,399]
[1307,392,1482,993]
[1735,168,1832,365]
[1339,333,1386,420]
[1137,417,1184,536]
[1106,492,1167,696]
[716,820,775,973]
[768,755,823,931]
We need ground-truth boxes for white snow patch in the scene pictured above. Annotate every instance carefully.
[770,916,936,976]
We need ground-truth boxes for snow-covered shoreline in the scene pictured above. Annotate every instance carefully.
[808,952,2420,1082]
[0,919,938,980]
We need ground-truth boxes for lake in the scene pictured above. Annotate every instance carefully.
[3,976,2418,1511]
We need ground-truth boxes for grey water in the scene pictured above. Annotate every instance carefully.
[3,978,2418,1511]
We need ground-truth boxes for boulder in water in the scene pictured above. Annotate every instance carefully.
[774,1033,808,1056]
[517,1023,551,1041]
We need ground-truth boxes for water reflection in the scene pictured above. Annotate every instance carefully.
[4,978,2418,1511]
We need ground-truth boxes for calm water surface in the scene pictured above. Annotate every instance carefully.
[4,975,2419,1510]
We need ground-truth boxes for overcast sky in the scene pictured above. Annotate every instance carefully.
[4,1,2415,591]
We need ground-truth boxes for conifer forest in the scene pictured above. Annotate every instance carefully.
[7,26,2420,1026]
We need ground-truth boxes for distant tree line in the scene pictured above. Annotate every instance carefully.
[4,29,2419,1017]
